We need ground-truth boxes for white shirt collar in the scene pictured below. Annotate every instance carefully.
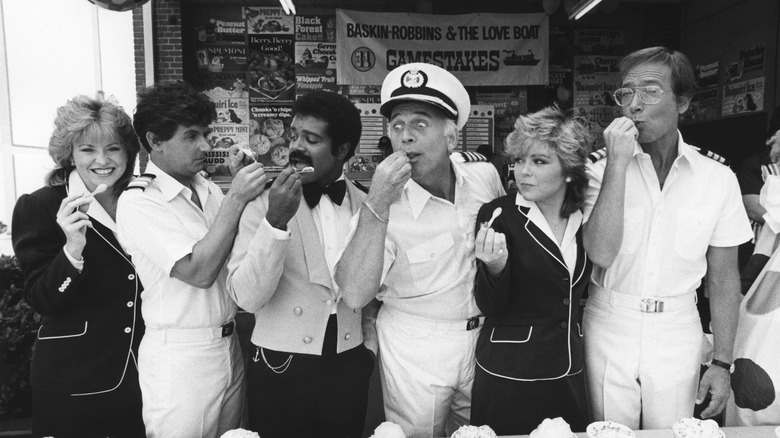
[145,160,213,202]
[67,170,116,232]
[404,160,467,220]
[514,191,582,251]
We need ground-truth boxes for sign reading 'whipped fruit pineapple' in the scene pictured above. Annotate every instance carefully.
[336,10,548,86]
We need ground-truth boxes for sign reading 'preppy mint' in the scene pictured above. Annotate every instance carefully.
[336,10,549,86]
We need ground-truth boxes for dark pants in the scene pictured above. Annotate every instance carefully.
[471,366,590,435]
[32,365,145,438]
[246,315,374,438]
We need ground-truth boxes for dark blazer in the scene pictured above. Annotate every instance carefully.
[474,194,591,381]
[12,184,144,395]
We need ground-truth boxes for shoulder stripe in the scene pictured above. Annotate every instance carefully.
[691,146,729,166]
[451,151,488,163]
[125,173,156,191]
[588,147,607,163]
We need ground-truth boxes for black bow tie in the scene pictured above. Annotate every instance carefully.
[302,180,346,208]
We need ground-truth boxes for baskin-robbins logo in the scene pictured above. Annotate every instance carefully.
[351,47,376,72]
[401,69,427,89]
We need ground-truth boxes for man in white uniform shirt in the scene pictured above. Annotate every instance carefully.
[226,90,377,438]
[336,63,505,438]
[116,81,267,437]
[582,47,752,430]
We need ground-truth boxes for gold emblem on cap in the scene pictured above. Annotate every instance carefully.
[401,69,427,89]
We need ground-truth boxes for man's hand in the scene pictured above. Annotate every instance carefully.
[602,117,638,167]
[475,223,508,278]
[365,151,411,218]
[696,365,731,419]
[266,167,302,230]
[228,145,257,176]
[767,129,780,163]
[226,162,267,205]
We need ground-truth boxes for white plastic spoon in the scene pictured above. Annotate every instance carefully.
[486,207,502,229]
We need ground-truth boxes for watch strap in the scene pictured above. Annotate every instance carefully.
[710,358,734,373]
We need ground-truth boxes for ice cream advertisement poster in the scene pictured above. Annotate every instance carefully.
[189,7,246,45]
[248,104,293,173]
[247,35,296,103]
[205,124,251,182]
[244,7,293,35]
[572,55,622,150]
[295,15,336,42]
[681,86,719,123]
[194,46,248,72]
[295,42,336,71]
[722,77,764,117]
[572,28,624,55]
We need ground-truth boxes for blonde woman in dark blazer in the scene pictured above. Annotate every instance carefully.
[11,93,144,437]
[470,105,592,434]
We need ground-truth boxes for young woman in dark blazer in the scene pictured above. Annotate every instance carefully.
[470,105,593,435]
[11,93,145,437]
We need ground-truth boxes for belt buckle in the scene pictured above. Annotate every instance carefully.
[640,298,664,313]
[466,316,482,331]
[221,321,235,337]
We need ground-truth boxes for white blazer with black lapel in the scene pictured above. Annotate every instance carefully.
[227,177,376,356]
[473,193,592,381]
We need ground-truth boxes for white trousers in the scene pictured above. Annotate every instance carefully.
[377,306,478,438]
[583,288,704,430]
[139,328,246,438]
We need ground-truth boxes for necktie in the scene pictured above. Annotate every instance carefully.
[302,180,346,208]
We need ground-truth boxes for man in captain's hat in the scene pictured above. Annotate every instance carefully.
[335,62,505,438]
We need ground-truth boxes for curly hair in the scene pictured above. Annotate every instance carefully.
[133,81,216,153]
[292,90,362,161]
[46,92,140,195]
[505,105,592,218]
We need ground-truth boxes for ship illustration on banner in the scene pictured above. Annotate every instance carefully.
[503,49,541,66]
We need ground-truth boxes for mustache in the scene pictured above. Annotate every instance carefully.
[288,150,313,166]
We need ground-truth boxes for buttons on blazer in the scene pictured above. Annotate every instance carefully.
[294,307,302,316]
[127,301,134,307]
[563,298,571,306]
[303,336,312,344]
[559,321,568,329]
[354,308,359,313]
[58,276,72,292]
[124,327,132,334]
[128,274,135,280]
[344,333,351,340]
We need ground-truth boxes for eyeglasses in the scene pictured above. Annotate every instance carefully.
[612,86,665,106]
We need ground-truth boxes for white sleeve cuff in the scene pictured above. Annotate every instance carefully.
[63,246,85,272]
[262,217,291,240]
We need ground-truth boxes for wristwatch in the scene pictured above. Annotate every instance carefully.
[709,358,735,373]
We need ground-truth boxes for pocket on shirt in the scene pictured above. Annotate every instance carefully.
[619,207,644,254]
[406,232,455,292]
[489,325,533,343]
[675,208,714,259]
[37,321,88,340]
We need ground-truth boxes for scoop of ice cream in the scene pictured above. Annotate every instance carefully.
[530,417,574,438]
[369,421,406,438]
[450,424,497,438]
[672,418,723,438]
[219,428,260,438]
[586,421,635,438]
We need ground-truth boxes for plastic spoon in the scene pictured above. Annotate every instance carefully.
[486,207,502,229]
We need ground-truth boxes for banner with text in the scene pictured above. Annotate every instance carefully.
[336,10,548,86]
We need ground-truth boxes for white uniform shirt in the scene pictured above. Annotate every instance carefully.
[312,175,353,313]
[583,133,752,298]
[116,161,237,329]
[378,158,505,321]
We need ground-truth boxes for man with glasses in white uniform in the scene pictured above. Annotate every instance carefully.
[582,47,752,429]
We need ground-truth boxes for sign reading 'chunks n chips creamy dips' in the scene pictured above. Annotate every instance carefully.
[336,10,549,86]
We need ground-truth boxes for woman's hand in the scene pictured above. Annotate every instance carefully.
[56,192,95,260]
[475,223,508,278]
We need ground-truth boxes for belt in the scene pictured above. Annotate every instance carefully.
[144,320,235,342]
[590,284,696,313]
[384,307,485,331]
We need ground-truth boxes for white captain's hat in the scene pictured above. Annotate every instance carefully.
[380,62,471,130]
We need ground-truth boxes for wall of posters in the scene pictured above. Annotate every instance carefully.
[723,77,765,116]
[336,10,548,86]
[572,55,622,150]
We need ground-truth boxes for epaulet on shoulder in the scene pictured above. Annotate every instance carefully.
[351,180,368,193]
[691,146,729,166]
[588,147,607,163]
[451,151,488,163]
[125,173,156,191]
